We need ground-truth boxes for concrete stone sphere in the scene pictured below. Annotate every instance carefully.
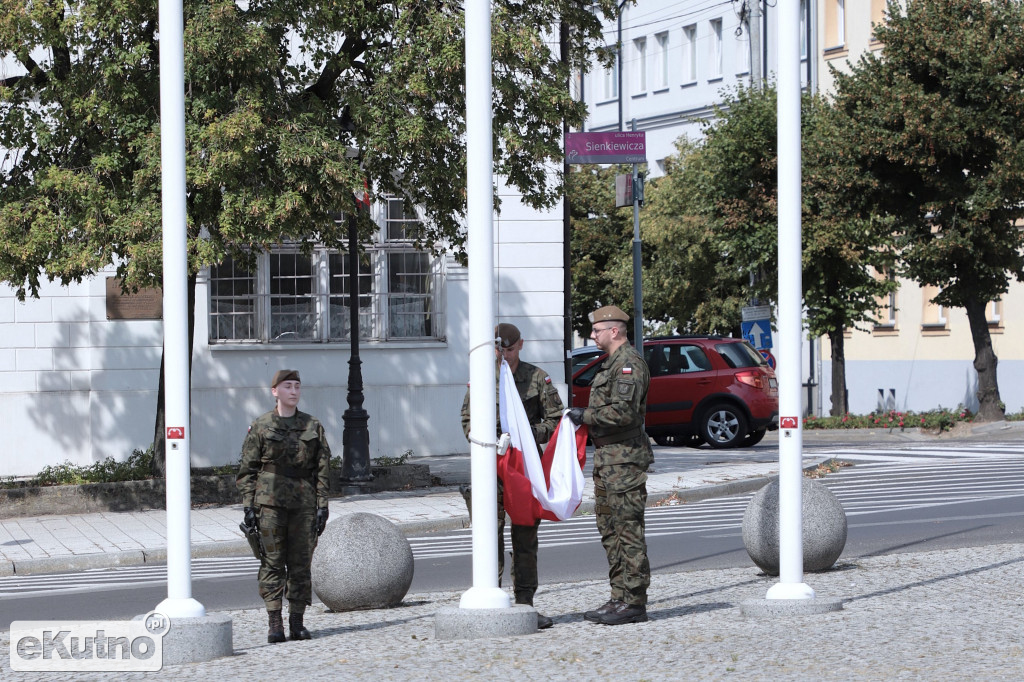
[741,477,847,575]
[312,512,414,611]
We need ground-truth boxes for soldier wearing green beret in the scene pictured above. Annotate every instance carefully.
[237,370,332,643]
[566,306,653,625]
[460,323,564,629]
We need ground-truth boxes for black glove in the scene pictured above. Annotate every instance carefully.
[567,407,586,425]
[243,506,257,529]
[316,507,329,536]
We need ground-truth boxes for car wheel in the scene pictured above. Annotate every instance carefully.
[740,427,767,447]
[700,403,748,449]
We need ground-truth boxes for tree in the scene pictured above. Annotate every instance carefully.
[567,164,635,337]
[640,139,748,335]
[633,84,897,413]
[0,0,620,467]
[832,0,1024,420]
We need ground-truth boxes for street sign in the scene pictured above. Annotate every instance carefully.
[741,305,771,322]
[565,131,646,164]
[741,319,773,350]
[759,349,776,369]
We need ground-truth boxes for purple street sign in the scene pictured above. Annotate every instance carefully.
[565,131,646,164]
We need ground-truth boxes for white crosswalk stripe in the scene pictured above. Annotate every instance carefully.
[3,443,1023,594]
[409,444,1024,559]
[0,556,259,598]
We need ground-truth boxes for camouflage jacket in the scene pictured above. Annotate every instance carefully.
[236,409,332,510]
[461,361,565,447]
[581,343,653,468]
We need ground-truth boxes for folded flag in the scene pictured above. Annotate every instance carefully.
[496,359,587,525]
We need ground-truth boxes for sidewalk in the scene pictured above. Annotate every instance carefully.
[0,422,1020,578]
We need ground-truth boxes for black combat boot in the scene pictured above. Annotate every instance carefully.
[584,599,623,623]
[267,610,286,643]
[289,612,312,640]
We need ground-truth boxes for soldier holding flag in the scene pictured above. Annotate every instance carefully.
[461,323,564,629]
[567,306,653,626]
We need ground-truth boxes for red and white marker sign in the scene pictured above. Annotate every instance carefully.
[166,427,185,439]
[779,416,799,429]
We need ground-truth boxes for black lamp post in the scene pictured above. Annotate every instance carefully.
[339,206,373,494]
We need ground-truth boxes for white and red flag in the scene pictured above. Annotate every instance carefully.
[496,359,587,525]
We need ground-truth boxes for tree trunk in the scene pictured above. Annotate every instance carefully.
[964,297,1004,422]
[151,272,198,477]
[828,330,848,417]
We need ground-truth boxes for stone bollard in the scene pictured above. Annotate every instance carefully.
[311,512,415,611]
[741,477,847,575]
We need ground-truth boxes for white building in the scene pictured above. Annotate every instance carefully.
[0,189,568,477]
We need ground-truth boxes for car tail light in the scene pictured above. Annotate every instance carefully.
[735,370,765,390]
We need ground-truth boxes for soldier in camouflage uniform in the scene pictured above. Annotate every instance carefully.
[461,323,564,629]
[237,370,332,643]
[567,306,653,625]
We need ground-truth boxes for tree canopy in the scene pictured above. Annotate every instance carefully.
[0,0,619,297]
[832,0,1024,419]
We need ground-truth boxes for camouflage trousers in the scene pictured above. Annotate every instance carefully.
[497,479,540,605]
[593,463,650,606]
[257,504,317,613]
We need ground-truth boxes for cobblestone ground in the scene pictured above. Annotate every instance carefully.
[3,543,1022,680]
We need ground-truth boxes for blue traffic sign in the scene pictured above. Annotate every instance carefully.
[741,320,773,350]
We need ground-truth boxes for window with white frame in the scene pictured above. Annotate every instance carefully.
[632,37,647,94]
[800,0,809,59]
[682,24,697,83]
[874,269,897,329]
[826,0,845,50]
[654,32,669,90]
[602,60,618,100]
[709,19,723,79]
[986,299,1002,327]
[737,25,750,76]
[209,199,444,343]
[921,285,947,329]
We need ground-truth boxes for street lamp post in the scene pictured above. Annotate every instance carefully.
[339,208,373,494]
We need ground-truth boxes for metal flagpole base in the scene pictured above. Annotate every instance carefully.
[155,596,205,618]
[766,581,816,600]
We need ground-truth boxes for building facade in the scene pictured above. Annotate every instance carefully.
[0,187,567,477]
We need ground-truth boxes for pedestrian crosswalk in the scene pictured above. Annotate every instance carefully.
[3,442,1022,597]
[0,556,259,598]
[409,443,1024,559]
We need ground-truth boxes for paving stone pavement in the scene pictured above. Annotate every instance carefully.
[1,542,1021,680]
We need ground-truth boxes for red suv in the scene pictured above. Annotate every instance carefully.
[571,336,779,449]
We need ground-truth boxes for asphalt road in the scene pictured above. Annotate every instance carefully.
[2,441,1022,629]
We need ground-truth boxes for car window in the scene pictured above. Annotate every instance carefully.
[678,345,711,372]
[573,359,604,387]
[715,341,766,369]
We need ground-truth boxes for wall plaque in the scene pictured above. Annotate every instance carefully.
[106,278,163,320]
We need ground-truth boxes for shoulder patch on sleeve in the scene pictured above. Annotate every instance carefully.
[621,366,633,375]
[544,375,551,383]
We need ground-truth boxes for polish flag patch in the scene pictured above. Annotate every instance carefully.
[544,376,551,383]
[622,367,632,374]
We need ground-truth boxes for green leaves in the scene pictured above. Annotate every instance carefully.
[1,0,619,294]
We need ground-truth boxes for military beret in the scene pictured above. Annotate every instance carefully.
[589,305,630,324]
[271,369,301,387]
[495,323,521,349]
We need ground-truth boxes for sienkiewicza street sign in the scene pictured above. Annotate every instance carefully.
[565,131,646,165]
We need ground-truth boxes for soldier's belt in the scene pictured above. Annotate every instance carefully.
[591,426,643,448]
[262,462,316,481]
